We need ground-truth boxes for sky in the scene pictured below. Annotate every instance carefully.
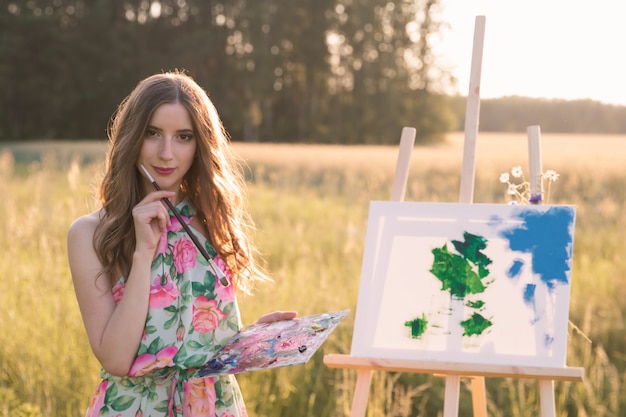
[434,0,626,105]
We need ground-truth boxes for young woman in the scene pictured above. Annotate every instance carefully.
[68,71,296,416]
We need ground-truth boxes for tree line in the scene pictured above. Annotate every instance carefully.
[1,1,624,145]
[450,96,626,134]
[1,0,458,144]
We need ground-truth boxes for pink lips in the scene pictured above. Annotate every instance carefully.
[153,167,175,176]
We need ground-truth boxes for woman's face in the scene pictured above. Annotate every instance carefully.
[138,102,197,202]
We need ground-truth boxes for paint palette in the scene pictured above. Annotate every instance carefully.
[195,309,349,376]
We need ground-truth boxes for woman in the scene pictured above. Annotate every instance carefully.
[68,71,296,416]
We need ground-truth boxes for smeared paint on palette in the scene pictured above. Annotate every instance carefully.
[196,310,349,376]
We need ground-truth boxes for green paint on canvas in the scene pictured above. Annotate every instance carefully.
[430,243,486,298]
[460,313,493,336]
[404,314,428,338]
[466,300,485,309]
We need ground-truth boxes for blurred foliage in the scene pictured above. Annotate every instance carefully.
[0,0,457,144]
[450,95,626,134]
[2,1,624,144]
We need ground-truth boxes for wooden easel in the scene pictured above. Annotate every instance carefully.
[323,125,584,417]
[324,126,584,417]
[324,353,584,417]
[323,16,584,417]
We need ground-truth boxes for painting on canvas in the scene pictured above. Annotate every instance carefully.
[351,202,576,368]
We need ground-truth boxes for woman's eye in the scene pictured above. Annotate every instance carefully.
[146,130,159,137]
[179,133,193,141]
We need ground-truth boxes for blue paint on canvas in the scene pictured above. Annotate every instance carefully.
[500,206,574,290]
[497,206,575,346]
[507,259,524,279]
[523,283,539,324]
[523,283,536,305]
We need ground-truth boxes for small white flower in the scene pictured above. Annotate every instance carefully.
[543,170,560,182]
[499,165,559,204]
[507,184,517,195]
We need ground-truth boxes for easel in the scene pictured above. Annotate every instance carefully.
[324,16,584,417]
[324,123,584,416]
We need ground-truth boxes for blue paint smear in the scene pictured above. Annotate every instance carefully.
[524,283,539,324]
[500,206,574,290]
[488,214,503,228]
[523,283,536,305]
[507,259,524,279]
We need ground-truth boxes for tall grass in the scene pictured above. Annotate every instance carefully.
[1,133,625,416]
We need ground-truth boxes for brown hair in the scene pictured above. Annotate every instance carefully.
[94,71,267,293]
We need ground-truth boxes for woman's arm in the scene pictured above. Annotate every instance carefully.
[67,190,174,376]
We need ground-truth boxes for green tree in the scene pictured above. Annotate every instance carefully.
[322,0,454,143]
[0,0,456,143]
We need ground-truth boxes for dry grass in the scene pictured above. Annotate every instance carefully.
[231,132,626,174]
[1,132,625,416]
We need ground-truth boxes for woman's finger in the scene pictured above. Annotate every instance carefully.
[256,311,298,324]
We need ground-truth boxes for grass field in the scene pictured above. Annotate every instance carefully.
[1,132,625,416]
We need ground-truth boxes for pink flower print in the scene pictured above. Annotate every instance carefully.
[192,296,226,333]
[183,377,216,417]
[173,237,197,274]
[176,322,186,342]
[213,256,235,301]
[128,345,178,377]
[111,281,125,304]
[167,214,191,233]
[219,412,236,417]
[149,274,180,309]
[86,380,107,417]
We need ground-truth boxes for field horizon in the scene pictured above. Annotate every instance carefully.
[4,131,626,175]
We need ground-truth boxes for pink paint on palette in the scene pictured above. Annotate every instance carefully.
[195,310,349,376]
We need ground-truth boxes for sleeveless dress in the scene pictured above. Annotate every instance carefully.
[85,199,248,417]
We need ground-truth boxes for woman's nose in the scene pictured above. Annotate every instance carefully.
[158,137,173,160]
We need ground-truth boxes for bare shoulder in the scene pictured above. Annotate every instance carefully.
[68,210,102,242]
[67,209,104,276]
[67,208,114,300]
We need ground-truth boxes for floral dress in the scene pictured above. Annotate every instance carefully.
[85,199,248,417]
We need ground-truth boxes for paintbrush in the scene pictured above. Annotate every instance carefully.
[140,164,230,287]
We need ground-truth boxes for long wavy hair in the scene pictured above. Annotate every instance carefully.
[94,71,267,294]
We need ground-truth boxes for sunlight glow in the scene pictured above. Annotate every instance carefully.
[436,0,626,105]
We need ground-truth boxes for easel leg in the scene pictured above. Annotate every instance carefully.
[350,369,373,417]
[539,380,556,417]
[443,375,461,417]
[471,376,488,417]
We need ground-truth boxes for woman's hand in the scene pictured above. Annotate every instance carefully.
[256,311,298,324]
[132,190,175,256]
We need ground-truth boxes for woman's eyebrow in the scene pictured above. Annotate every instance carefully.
[146,125,194,133]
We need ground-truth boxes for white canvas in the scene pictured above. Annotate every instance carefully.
[351,202,576,368]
